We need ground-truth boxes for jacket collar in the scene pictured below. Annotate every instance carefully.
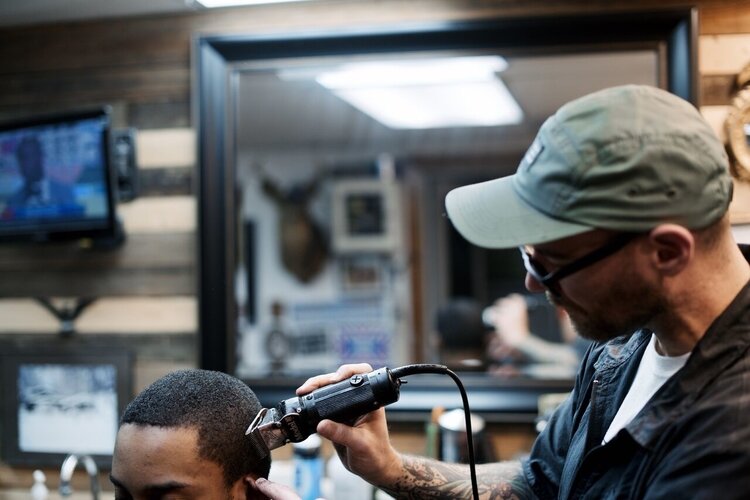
[626,253,750,448]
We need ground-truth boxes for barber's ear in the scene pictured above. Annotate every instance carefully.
[646,224,694,276]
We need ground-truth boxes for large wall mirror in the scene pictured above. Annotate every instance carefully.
[196,9,696,420]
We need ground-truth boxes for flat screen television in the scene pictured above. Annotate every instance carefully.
[0,108,119,243]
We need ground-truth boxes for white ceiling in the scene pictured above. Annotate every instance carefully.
[0,0,198,28]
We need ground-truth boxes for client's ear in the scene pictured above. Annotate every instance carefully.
[243,475,269,500]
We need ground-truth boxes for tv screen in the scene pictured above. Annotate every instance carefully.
[0,108,118,243]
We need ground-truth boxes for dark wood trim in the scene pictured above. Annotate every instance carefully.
[196,38,234,372]
[407,187,425,363]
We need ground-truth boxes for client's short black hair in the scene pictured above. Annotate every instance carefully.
[120,369,270,483]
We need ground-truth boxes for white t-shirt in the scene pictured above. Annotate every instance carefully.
[602,333,690,444]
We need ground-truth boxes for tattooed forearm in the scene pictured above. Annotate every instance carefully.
[380,455,534,499]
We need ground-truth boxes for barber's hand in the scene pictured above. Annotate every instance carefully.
[250,477,300,500]
[486,334,528,365]
[486,293,531,347]
[297,363,403,488]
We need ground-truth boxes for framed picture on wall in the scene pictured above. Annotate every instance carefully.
[331,179,401,253]
[339,255,385,294]
[0,348,132,468]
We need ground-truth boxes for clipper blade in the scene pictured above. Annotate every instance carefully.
[246,407,295,457]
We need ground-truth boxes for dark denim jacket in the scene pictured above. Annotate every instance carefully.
[523,280,750,499]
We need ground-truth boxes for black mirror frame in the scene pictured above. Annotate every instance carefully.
[195,8,697,419]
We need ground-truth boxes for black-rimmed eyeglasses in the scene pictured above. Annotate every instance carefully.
[519,232,641,296]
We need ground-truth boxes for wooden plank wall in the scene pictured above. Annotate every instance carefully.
[0,0,749,489]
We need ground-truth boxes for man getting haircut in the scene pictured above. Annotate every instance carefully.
[111,369,271,500]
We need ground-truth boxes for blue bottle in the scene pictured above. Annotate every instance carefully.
[293,434,323,500]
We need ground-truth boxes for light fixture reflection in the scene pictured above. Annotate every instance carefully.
[313,56,523,129]
[195,0,312,7]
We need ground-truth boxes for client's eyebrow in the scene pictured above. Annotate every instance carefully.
[110,474,190,497]
[109,475,125,489]
[109,475,131,499]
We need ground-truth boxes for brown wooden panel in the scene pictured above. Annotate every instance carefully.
[0,232,195,297]
[138,166,193,197]
[0,332,196,361]
[0,232,194,270]
[700,2,750,35]
[0,63,189,113]
[701,73,738,105]
[128,100,191,130]
[0,266,194,297]
[0,13,195,74]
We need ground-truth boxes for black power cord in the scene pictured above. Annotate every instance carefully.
[250,363,481,498]
[391,364,480,500]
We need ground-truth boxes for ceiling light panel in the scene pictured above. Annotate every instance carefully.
[195,0,312,7]
[314,56,523,129]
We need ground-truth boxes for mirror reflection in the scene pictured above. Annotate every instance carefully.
[232,48,657,380]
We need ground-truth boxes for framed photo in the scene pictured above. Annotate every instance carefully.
[1,347,132,468]
[339,255,384,294]
[331,179,401,253]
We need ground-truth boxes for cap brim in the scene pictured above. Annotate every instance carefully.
[445,175,592,248]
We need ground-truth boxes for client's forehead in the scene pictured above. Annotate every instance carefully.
[111,424,227,499]
[116,423,197,454]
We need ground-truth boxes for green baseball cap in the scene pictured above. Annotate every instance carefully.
[445,85,732,249]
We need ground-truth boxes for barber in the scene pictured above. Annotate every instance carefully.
[254,85,750,499]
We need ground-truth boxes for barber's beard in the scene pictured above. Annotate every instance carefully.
[549,279,666,343]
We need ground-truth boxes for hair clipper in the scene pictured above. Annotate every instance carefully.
[245,366,402,460]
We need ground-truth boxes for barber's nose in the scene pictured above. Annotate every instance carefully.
[525,273,546,293]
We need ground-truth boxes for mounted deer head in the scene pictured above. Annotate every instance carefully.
[262,174,329,283]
